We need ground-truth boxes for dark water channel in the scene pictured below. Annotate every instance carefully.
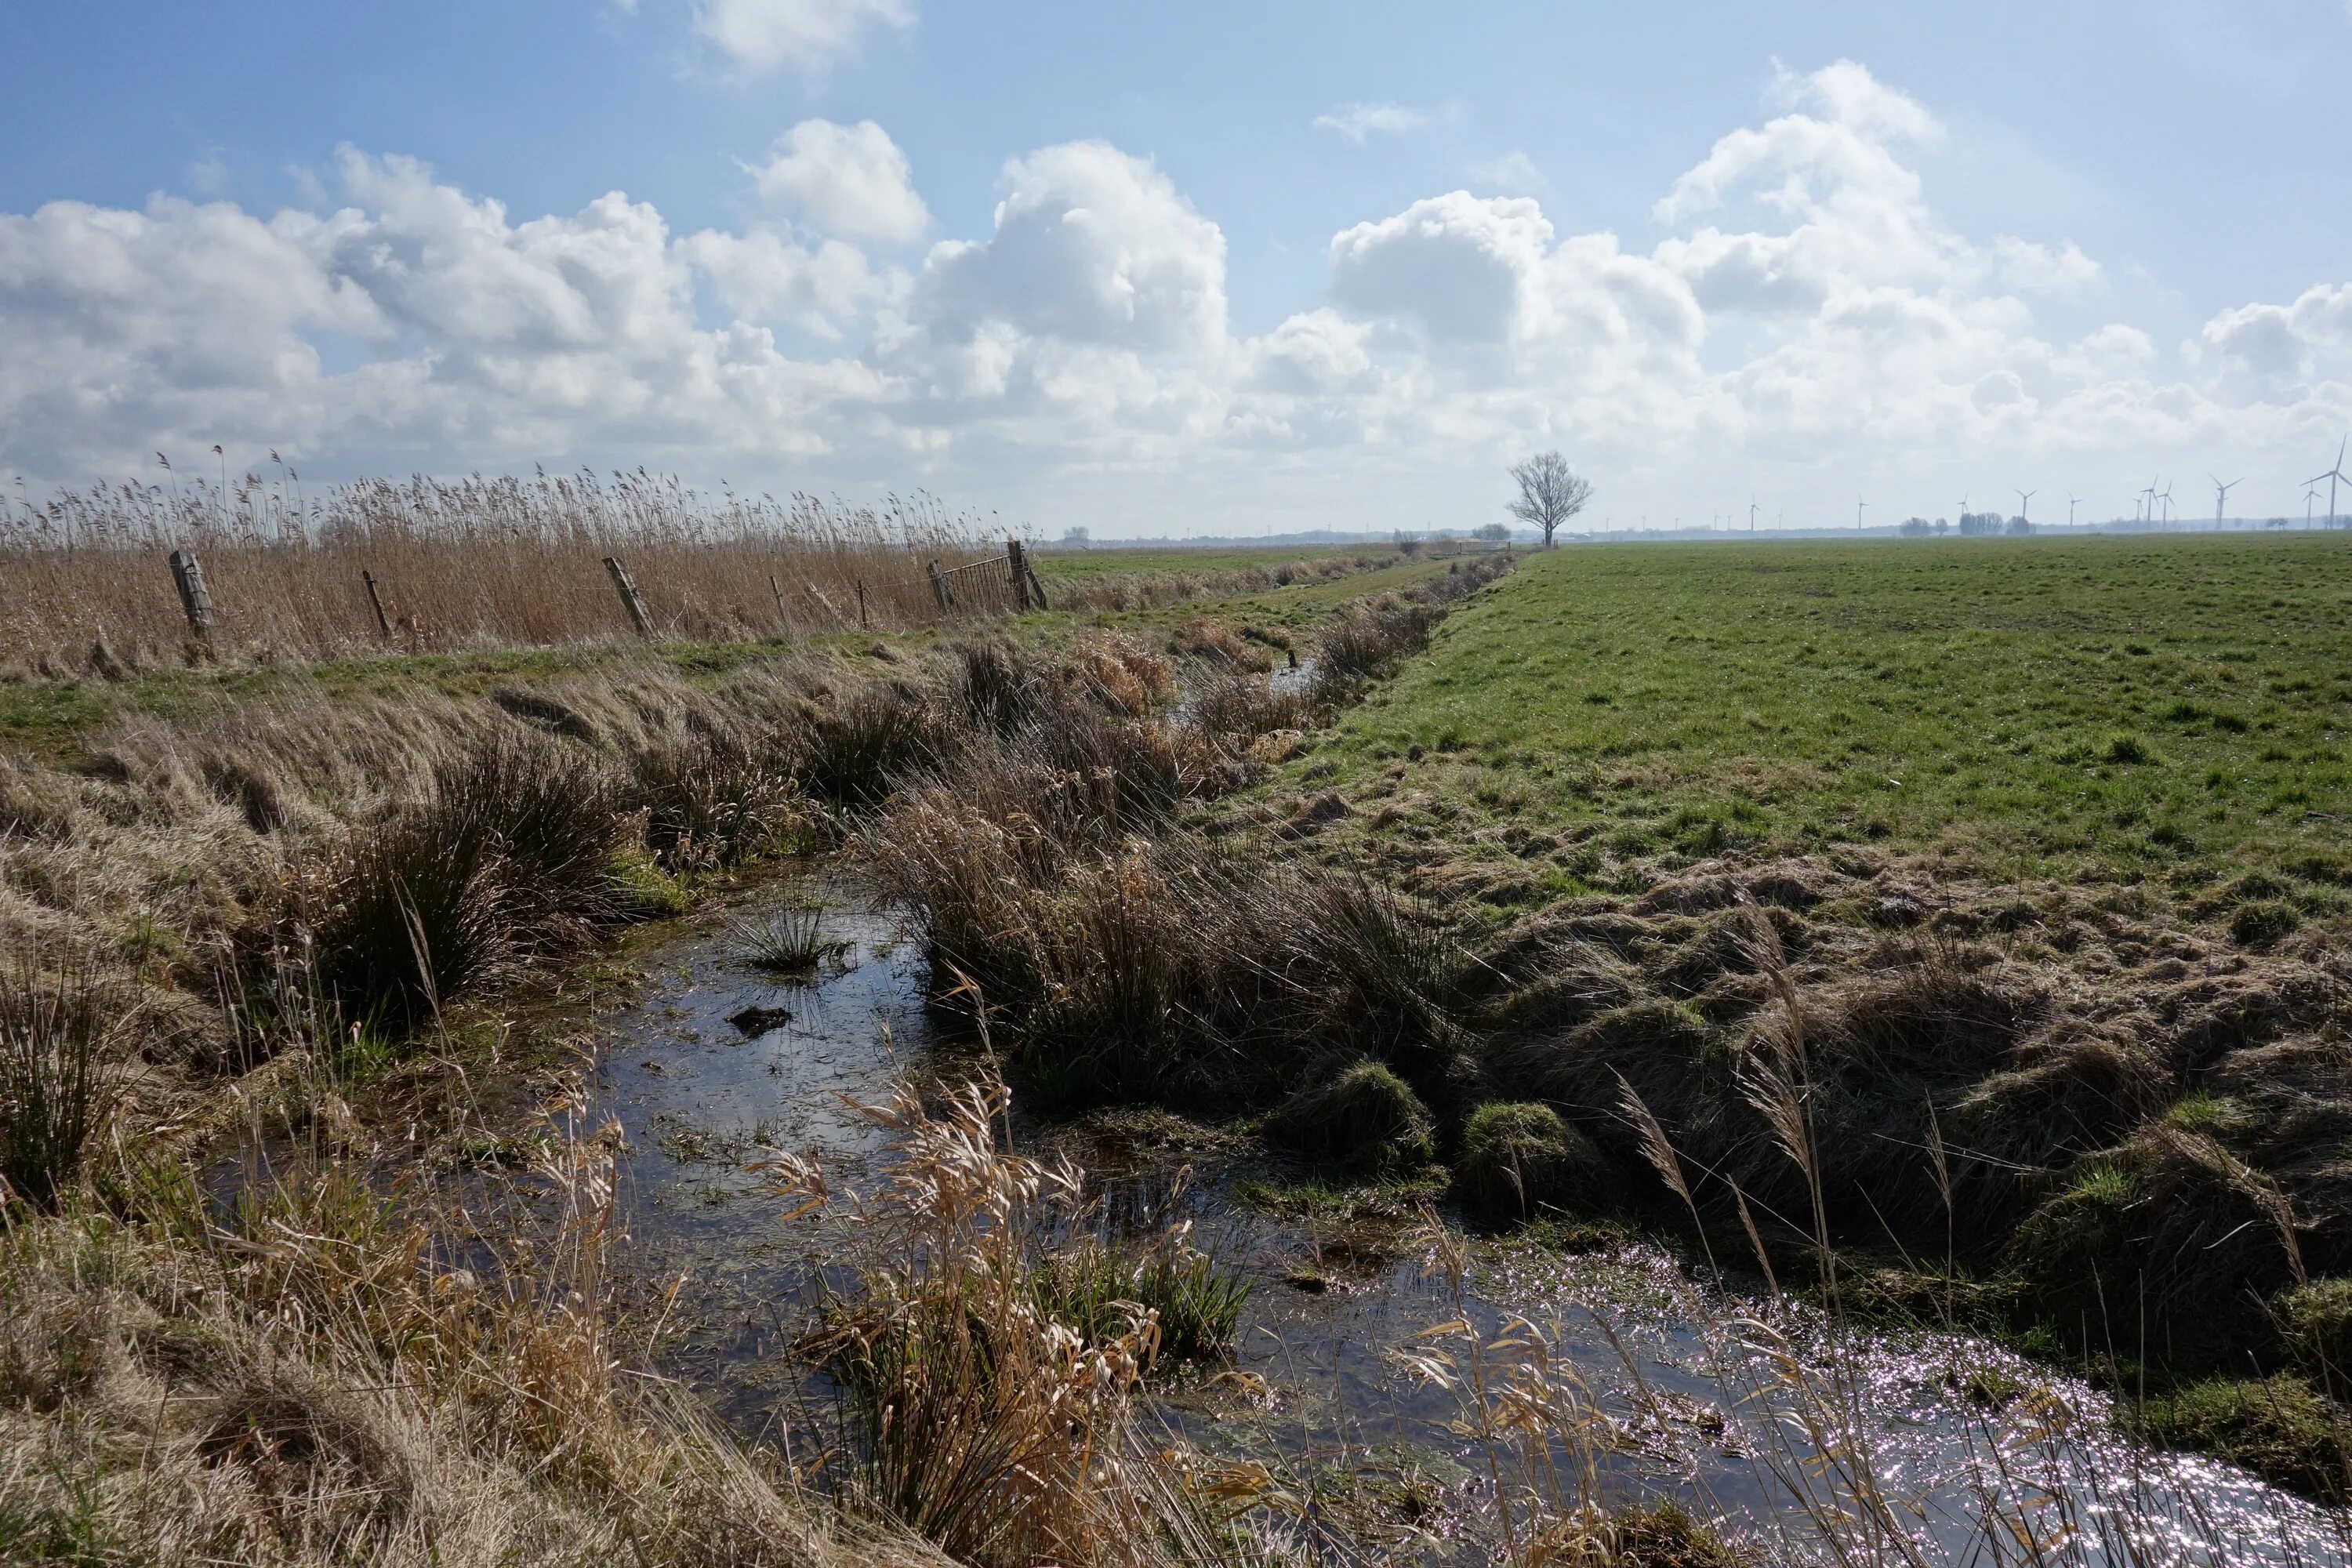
[589,873,2350,1566]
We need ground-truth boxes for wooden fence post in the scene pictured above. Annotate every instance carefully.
[769,573,789,629]
[855,579,869,630]
[361,569,394,641]
[603,555,655,640]
[927,560,953,612]
[1025,558,1049,612]
[1007,539,1031,612]
[168,550,215,640]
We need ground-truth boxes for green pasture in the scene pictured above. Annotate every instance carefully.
[1313,534,2352,890]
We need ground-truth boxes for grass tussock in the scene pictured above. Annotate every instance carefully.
[1263,1059,1437,1173]
[1455,1100,1612,1219]
[731,902,847,976]
[0,965,126,1209]
[785,1079,1247,1568]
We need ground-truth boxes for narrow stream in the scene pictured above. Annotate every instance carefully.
[589,872,2352,1565]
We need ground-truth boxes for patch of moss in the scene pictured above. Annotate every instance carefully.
[2278,1278,2352,1377]
[1454,1101,1613,1219]
[2130,1375,2352,1502]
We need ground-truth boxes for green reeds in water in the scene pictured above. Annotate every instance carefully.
[1032,1239,1252,1367]
[731,902,850,977]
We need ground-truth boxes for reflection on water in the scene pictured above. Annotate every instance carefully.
[591,873,2351,1564]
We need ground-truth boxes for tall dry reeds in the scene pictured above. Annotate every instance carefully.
[2,470,995,671]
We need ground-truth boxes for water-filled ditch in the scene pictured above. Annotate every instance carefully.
[588,871,2350,1565]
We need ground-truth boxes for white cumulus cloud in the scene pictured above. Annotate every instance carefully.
[747,119,928,243]
[897,141,1227,358]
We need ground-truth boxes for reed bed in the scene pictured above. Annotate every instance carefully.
[1,469,998,672]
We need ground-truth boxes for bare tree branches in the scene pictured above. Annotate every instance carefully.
[1507,452,1592,547]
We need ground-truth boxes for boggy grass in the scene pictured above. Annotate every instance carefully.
[870,815,1471,1109]
[1473,895,2352,1428]
[779,1078,1251,1568]
[868,564,1510,1112]
[0,1104,939,1568]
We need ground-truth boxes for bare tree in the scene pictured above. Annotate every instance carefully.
[1507,452,1592,547]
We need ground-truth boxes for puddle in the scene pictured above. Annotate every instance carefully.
[590,872,2352,1563]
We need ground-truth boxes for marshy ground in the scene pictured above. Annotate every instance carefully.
[4,526,2351,1566]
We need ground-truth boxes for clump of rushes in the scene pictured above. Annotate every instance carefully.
[434,731,625,930]
[1455,1102,1613,1220]
[869,811,1471,1109]
[1031,1238,1251,1365]
[313,793,508,1031]
[1310,604,1436,700]
[0,967,122,1210]
[730,902,847,976]
[800,689,938,810]
[1188,671,1310,742]
[627,724,799,870]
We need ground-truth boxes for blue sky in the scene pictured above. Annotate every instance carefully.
[5,1,2350,533]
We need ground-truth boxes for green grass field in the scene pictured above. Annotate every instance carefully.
[1312,534,2352,891]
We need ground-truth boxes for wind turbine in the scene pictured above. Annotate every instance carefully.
[2159,481,2176,524]
[2308,485,2325,528]
[2307,437,2350,529]
[2211,474,2241,528]
[1749,499,1759,533]
[2067,493,2082,526]
[2016,488,2036,524]
[1857,497,1867,529]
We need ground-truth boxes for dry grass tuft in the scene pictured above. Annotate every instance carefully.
[783,1078,1243,1568]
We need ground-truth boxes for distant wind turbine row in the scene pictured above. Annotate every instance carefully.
[1818,434,2352,535]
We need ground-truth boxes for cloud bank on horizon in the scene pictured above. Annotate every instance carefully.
[3,12,2350,534]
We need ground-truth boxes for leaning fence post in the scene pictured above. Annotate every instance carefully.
[927,560,953,612]
[855,579,869,630]
[769,573,789,630]
[361,569,394,641]
[603,555,655,640]
[168,549,215,641]
[1025,559,1049,612]
[1007,539,1031,612]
